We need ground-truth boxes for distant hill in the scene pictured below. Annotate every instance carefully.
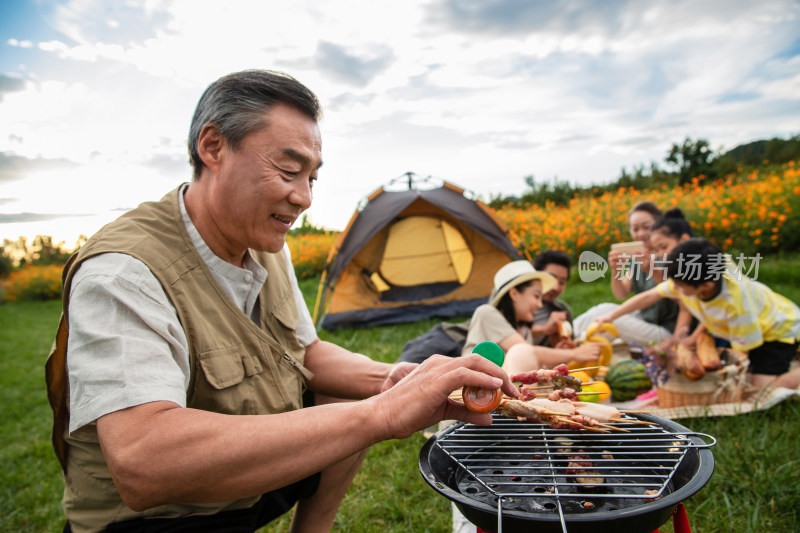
[489,134,800,209]
[723,140,770,161]
[721,136,800,166]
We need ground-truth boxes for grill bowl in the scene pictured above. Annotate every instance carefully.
[419,412,714,533]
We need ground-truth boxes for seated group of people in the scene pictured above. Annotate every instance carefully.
[401,201,800,391]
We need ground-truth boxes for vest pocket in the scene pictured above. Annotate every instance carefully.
[271,296,299,331]
[197,344,262,389]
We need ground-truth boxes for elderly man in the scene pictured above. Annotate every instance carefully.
[46,70,516,533]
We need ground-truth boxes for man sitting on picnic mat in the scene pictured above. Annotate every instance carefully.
[594,238,800,390]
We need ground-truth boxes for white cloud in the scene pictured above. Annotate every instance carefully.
[1,0,799,243]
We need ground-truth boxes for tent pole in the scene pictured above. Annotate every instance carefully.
[312,269,329,326]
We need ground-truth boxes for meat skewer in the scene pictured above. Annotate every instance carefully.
[497,399,630,432]
[510,364,606,384]
[545,388,604,401]
[565,413,630,432]
[497,400,608,432]
[454,385,658,424]
[527,397,578,415]
[518,375,585,396]
[571,401,657,426]
[510,364,571,385]
[452,388,656,429]
[572,402,620,420]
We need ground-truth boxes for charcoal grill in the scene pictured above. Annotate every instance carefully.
[419,412,715,533]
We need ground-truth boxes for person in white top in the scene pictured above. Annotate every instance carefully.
[55,69,518,533]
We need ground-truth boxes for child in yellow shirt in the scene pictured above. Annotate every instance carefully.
[596,238,800,389]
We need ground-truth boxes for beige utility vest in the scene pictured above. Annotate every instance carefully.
[45,187,313,533]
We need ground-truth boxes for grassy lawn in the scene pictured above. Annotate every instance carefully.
[2,254,799,532]
[0,300,65,532]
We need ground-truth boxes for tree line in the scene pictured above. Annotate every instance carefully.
[2,134,798,277]
[488,134,800,208]
[0,235,80,277]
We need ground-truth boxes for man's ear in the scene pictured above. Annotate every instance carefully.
[196,123,225,175]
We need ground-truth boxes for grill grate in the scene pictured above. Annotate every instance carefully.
[435,413,715,530]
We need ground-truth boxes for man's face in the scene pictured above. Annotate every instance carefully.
[541,263,568,302]
[208,104,322,254]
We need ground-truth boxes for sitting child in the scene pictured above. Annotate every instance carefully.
[595,238,800,389]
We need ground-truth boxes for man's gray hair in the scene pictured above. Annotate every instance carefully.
[188,69,322,179]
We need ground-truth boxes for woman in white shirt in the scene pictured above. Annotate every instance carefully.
[462,260,600,376]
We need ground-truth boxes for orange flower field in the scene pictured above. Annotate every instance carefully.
[495,161,800,262]
[286,161,799,277]
[2,162,797,302]
[286,232,338,280]
[1,264,63,302]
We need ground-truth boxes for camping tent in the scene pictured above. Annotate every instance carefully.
[313,174,525,329]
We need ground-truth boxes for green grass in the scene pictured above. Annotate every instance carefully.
[0,300,65,532]
[2,256,799,532]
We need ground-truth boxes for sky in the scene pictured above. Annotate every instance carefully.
[1,0,799,249]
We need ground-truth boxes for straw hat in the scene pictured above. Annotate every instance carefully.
[488,260,557,307]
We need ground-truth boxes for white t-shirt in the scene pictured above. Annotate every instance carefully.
[461,304,532,357]
[67,186,316,435]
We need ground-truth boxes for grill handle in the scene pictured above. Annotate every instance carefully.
[678,432,717,449]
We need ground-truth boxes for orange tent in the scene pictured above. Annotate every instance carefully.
[314,174,525,329]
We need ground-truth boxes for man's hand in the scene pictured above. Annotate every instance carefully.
[543,311,568,335]
[370,354,519,440]
[380,362,417,393]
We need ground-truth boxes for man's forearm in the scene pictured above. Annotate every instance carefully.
[99,352,516,511]
[98,399,384,511]
[304,339,390,399]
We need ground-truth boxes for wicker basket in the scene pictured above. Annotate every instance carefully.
[657,382,743,408]
[657,348,750,408]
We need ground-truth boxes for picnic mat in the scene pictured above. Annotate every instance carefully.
[609,341,800,419]
[619,386,800,420]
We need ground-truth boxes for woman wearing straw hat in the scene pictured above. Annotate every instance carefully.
[461,260,602,376]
